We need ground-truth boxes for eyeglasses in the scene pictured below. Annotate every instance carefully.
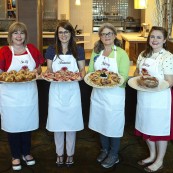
[58,31,70,36]
[100,32,114,37]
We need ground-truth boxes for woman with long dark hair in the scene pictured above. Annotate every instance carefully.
[45,21,85,167]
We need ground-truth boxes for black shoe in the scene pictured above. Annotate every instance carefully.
[97,149,108,163]
[101,155,119,168]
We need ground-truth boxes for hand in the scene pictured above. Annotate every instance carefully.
[45,68,53,73]
[141,68,150,76]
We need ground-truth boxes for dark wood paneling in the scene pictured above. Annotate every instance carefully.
[17,0,43,52]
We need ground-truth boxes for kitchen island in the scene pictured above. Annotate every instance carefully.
[120,32,147,63]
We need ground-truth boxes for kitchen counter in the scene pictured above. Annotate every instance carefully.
[43,32,90,38]
[0,32,91,48]
[120,32,147,63]
[43,32,90,49]
[120,32,147,42]
[120,32,173,63]
[0,31,90,38]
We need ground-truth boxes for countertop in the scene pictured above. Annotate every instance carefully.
[120,32,147,42]
[0,32,91,45]
[0,32,90,38]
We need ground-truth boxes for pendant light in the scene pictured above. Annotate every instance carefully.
[75,0,81,6]
[134,0,147,9]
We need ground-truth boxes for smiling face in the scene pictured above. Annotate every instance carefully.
[11,30,26,46]
[58,26,71,44]
[149,30,166,52]
[100,28,116,47]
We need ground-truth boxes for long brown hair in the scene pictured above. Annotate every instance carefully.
[142,26,168,57]
[94,23,122,54]
[54,21,78,59]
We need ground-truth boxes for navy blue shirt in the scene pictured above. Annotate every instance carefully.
[45,45,85,61]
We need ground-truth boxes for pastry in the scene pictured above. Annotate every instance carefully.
[88,70,121,87]
[137,76,159,88]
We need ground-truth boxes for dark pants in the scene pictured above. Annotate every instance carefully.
[100,134,120,158]
[7,132,31,159]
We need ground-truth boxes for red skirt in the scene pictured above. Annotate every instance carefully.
[134,88,173,141]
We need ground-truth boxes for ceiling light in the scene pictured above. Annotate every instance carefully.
[134,0,147,9]
[75,0,81,6]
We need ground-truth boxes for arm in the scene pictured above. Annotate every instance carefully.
[88,51,97,73]
[162,53,173,87]
[45,45,55,73]
[133,52,144,77]
[134,67,140,76]
[117,48,130,83]
[27,44,45,69]
[78,60,86,78]
[46,59,53,73]
[76,46,86,78]
[164,75,173,87]
[35,65,42,75]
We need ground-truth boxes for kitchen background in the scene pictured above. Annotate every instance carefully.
[0,0,173,50]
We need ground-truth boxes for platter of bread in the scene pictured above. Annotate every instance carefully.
[128,76,169,92]
[84,70,124,88]
[0,69,37,83]
[41,69,82,82]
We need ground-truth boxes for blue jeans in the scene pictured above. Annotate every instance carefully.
[100,134,120,158]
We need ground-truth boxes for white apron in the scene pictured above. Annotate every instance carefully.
[88,46,125,137]
[0,46,39,133]
[46,54,84,132]
[135,55,171,136]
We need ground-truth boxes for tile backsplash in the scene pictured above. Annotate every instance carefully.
[43,19,60,31]
[0,20,14,31]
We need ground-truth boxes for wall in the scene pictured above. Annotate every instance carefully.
[144,1,157,28]
[141,1,173,38]
[57,0,69,20]
[123,0,141,20]
[69,0,92,50]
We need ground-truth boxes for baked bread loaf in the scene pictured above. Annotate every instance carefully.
[137,76,159,88]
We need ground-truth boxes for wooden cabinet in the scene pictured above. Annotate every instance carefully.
[0,0,17,19]
[6,0,17,19]
[0,0,6,19]
[43,0,57,19]
[121,33,147,63]
[128,42,147,63]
